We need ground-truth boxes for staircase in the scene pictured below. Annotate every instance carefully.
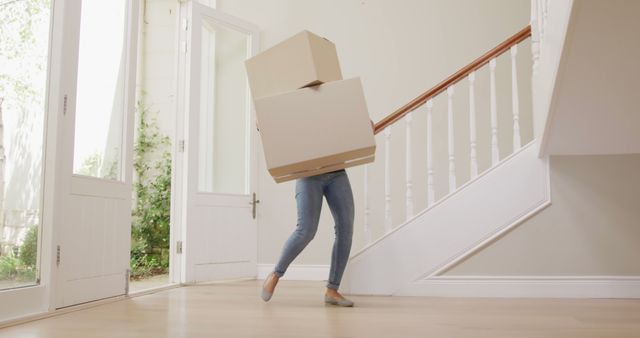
[342,141,549,295]
[342,2,553,296]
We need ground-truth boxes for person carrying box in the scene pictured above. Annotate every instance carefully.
[247,30,376,307]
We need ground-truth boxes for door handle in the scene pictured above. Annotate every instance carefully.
[250,192,260,219]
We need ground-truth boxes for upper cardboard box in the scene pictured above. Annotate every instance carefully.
[245,30,343,100]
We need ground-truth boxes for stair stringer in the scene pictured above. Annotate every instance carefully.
[341,141,550,295]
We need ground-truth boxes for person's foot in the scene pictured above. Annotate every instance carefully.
[324,289,354,307]
[261,272,279,302]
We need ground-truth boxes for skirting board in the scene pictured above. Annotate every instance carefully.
[396,276,640,298]
[257,264,329,281]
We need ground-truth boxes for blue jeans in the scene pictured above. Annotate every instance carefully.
[273,169,354,290]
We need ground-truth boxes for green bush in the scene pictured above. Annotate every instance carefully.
[130,100,172,280]
[17,267,36,282]
[19,226,38,268]
[0,254,19,280]
[0,227,39,282]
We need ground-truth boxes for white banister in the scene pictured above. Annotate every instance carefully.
[511,45,522,151]
[489,58,500,166]
[384,127,392,232]
[447,86,456,192]
[363,164,372,244]
[426,99,435,206]
[468,72,478,179]
[359,28,533,248]
[405,113,414,220]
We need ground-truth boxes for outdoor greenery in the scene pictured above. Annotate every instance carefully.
[0,226,38,281]
[76,151,120,180]
[0,0,50,106]
[130,100,172,279]
[76,154,102,177]
[0,254,20,280]
[18,225,37,267]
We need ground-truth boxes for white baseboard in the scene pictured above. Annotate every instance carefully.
[396,276,640,298]
[257,264,329,281]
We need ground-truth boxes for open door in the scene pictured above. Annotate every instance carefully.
[176,2,260,283]
[55,0,139,308]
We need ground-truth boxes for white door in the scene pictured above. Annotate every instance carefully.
[176,2,259,283]
[55,0,139,308]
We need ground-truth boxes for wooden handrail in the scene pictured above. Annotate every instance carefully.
[373,25,531,134]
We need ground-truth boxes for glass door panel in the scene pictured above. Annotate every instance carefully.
[198,21,250,194]
[0,0,52,290]
[72,0,128,180]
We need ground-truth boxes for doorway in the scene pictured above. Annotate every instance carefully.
[130,0,262,290]
[127,0,178,293]
[128,98,173,292]
[174,1,260,283]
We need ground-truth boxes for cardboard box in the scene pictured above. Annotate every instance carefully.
[255,77,375,183]
[245,30,343,100]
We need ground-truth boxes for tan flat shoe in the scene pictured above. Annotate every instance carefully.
[261,273,276,302]
[324,295,354,307]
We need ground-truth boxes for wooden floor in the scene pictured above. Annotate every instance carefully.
[1,280,640,337]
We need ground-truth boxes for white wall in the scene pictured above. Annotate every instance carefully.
[445,154,640,276]
[216,0,532,265]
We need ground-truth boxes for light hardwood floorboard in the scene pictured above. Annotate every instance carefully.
[1,280,640,337]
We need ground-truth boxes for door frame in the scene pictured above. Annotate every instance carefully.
[173,0,260,284]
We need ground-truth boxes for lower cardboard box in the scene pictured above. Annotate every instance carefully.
[255,77,376,183]
[271,152,374,183]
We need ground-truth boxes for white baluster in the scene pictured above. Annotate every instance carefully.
[363,164,371,244]
[538,0,545,42]
[531,40,541,93]
[531,4,541,137]
[531,0,542,44]
[489,58,500,166]
[384,127,392,232]
[468,72,478,179]
[447,86,456,192]
[405,113,413,220]
[426,100,435,206]
[511,45,522,151]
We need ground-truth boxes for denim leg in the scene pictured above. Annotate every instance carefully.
[324,171,354,290]
[273,177,324,277]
